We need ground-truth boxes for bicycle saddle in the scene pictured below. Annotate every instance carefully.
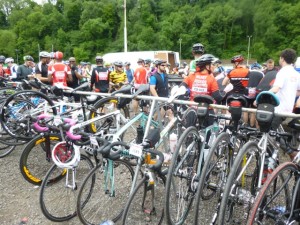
[193,95,214,105]
[256,91,280,107]
[288,118,300,131]
[227,94,248,107]
[132,84,149,98]
[111,84,133,96]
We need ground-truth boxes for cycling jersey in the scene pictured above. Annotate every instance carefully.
[226,66,249,94]
[48,63,71,87]
[183,71,219,101]
[91,66,109,93]
[134,66,147,89]
[109,70,127,84]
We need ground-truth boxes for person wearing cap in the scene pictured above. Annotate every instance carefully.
[90,56,109,93]
[48,51,72,87]
[16,55,34,81]
[124,62,134,83]
[35,51,50,84]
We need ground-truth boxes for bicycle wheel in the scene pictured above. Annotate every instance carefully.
[19,133,62,185]
[77,159,134,224]
[122,173,166,225]
[218,141,261,225]
[193,132,234,225]
[89,96,130,133]
[165,126,201,225]
[0,90,57,140]
[39,154,93,222]
[247,162,297,225]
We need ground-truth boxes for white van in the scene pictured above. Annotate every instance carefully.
[103,51,180,70]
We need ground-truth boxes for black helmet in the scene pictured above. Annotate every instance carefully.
[154,59,167,65]
[192,43,205,54]
[145,59,152,64]
[196,54,217,67]
[231,55,244,63]
[114,61,123,67]
[0,55,5,63]
[95,56,103,62]
[124,61,131,66]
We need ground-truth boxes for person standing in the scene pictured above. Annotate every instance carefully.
[124,62,134,83]
[35,51,51,84]
[90,56,109,93]
[150,59,169,98]
[16,55,34,81]
[48,51,72,87]
[5,57,18,80]
[189,43,205,74]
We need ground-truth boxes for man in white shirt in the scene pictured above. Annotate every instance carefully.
[269,48,300,159]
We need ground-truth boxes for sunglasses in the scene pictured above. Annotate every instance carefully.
[160,64,167,67]
[69,61,75,63]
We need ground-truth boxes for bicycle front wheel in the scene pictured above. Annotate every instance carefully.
[122,174,166,225]
[193,132,233,225]
[247,162,297,225]
[77,159,134,225]
[39,154,93,222]
[218,141,261,225]
[165,126,201,225]
[19,133,62,185]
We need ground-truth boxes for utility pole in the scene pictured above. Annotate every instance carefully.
[124,0,127,52]
[179,38,182,61]
[247,35,252,66]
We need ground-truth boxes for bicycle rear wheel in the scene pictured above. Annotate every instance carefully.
[122,174,166,225]
[77,159,134,225]
[165,126,201,225]
[39,154,93,222]
[218,141,261,225]
[247,162,297,225]
[19,133,62,185]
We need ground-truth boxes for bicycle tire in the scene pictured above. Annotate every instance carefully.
[89,96,130,133]
[19,133,62,185]
[0,90,57,140]
[0,143,15,158]
[218,141,261,225]
[165,126,201,225]
[39,154,94,222]
[122,173,166,225]
[193,132,234,225]
[247,162,297,225]
[77,159,134,225]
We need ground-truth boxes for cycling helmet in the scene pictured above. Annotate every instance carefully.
[0,55,5,63]
[39,51,50,58]
[182,62,187,66]
[124,61,131,66]
[23,55,34,61]
[144,59,152,64]
[196,54,218,67]
[95,56,103,62]
[137,58,144,63]
[54,51,63,60]
[5,57,14,64]
[250,62,262,70]
[154,59,167,65]
[114,61,123,67]
[175,63,179,67]
[231,55,244,63]
[192,43,205,54]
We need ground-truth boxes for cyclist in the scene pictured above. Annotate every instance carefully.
[35,51,51,84]
[109,61,128,92]
[16,55,34,81]
[189,43,205,74]
[90,56,109,93]
[48,51,72,87]
[124,61,134,83]
[182,54,222,103]
[5,57,18,80]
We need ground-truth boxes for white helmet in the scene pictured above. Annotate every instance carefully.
[39,51,50,58]
[5,57,14,64]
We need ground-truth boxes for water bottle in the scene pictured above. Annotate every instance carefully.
[99,220,114,225]
[169,133,178,153]
[136,125,144,144]
[268,150,278,171]
[273,206,286,214]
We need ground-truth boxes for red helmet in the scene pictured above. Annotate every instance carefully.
[54,51,63,60]
[231,55,244,63]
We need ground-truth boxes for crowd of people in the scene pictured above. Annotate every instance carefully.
[1,45,300,139]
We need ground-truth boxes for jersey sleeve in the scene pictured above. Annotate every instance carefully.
[149,75,157,85]
[273,70,285,88]
[209,75,219,92]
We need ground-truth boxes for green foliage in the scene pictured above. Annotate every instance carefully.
[0,0,298,63]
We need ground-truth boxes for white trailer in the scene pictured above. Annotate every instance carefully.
[102,51,180,70]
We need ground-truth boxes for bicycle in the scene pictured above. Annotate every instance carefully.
[217,91,300,225]
[247,147,300,225]
[164,94,231,225]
